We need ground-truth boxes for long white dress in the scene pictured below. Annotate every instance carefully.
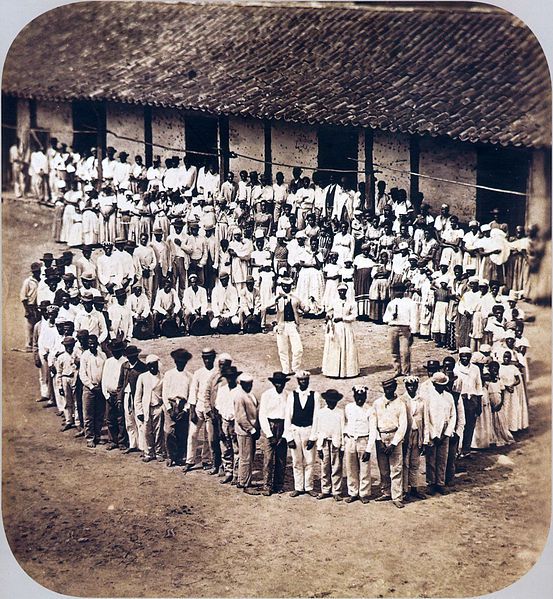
[322,298,359,378]
[499,363,528,432]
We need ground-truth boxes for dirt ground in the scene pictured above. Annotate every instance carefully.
[2,198,551,598]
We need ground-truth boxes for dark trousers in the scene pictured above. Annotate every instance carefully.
[462,395,481,453]
[75,378,84,428]
[445,433,460,485]
[210,412,222,471]
[83,386,106,442]
[263,419,287,491]
[426,435,449,487]
[106,394,128,447]
[165,414,189,464]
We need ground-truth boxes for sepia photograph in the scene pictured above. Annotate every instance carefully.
[1,0,551,597]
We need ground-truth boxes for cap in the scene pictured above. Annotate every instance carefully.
[188,273,198,281]
[479,278,490,286]
[218,352,232,362]
[81,290,94,301]
[238,373,253,384]
[254,229,265,239]
[468,276,479,284]
[295,231,306,239]
[201,347,216,356]
[504,330,516,339]
[458,347,472,355]
[219,271,230,280]
[352,385,368,394]
[114,288,127,297]
[153,226,163,234]
[431,372,449,385]
[276,231,286,239]
[31,261,42,271]
[81,272,95,281]
[114,236,126,244]
[469,220,480,227]
[321,389,343,403]
[245,275,255,284]
[170,348,192,362]
[481,224,491,232]
[479,344,492,353]
[398,242,409,250]
[145,354,160,364]
[404,376,420,384]
[337,282,348,291]
[471,352,487,365]
[381,377,397,390]
[62,336,76,345]
[279,277,293,286]
[295,370,310,379]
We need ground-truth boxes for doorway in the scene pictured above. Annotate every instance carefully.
[317,125,358,189]
[184,114,218,169]
[72,100,106,155]
[476,145,529,230]
[2,94,17,189]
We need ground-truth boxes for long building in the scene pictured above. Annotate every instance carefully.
[2,0,551,231]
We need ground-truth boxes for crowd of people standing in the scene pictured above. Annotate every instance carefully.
[18,139,534,507]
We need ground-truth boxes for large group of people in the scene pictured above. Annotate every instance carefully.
[18,141,534,507]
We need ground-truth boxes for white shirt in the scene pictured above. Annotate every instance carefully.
[344,403,376,453]
[189,366,216,412]
[314,406,345,450]
[101,355,127,398]
[383,296,416,330]
[215,383,240,421]
[422,387,457,443]
[258,387,287,438]
[162,368,192,410]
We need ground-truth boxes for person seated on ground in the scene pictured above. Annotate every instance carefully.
[211,271,240,333]
[238,275,263,334]
[182,273,210,335]
[128,284,153,339]
[152,279,182,337]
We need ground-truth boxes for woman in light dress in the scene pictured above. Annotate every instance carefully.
[322,283,359,378]
[499,349,528,433]
[486,360,515,447]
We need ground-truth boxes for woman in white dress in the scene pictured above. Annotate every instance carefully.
[322,283,359,378]
[499,349,528,432]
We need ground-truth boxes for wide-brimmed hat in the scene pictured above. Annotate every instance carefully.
[431,372,449,385]
[268,371,290,384]
[170,348,192,363]
[321,389,343,403]
[124,345,140,357]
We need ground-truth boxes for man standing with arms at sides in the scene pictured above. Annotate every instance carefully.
[271,276,307,376]
[167,218,189,301]
[284,371,320,498]
[135,355,165,463]
[101,340,128,451]
[79,334,107,448]
[454,347,483,458]
[383,282,416,378]
[422,371,457,495]
[163,349,193,467]
[33,300,52,403]
[373,378,408,509]
[344,385,375,504]
[259,372,290,496]
[215,365,242,485]
[183,348,217,472]
[20,261,42,352]
[234,373,260,494]
[116,345,148,454]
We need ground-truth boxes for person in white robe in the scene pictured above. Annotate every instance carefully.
[322,283,359,378]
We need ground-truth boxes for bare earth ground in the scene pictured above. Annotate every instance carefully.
[2,198,551,598]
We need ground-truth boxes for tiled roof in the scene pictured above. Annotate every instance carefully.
[3,1,551,147]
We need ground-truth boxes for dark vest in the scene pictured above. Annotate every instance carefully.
[292,390,315,427]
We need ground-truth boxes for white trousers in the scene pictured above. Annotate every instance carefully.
[276,322,303,374]
[345,436,372,498]
[124,406,140,450]
[290,426,316,492]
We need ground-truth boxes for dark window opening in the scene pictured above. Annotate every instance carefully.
[184,114,218,169]
[72,100,106,156]
[2,94,17,189]
[476,145,529,231]
[317,125,358,189]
